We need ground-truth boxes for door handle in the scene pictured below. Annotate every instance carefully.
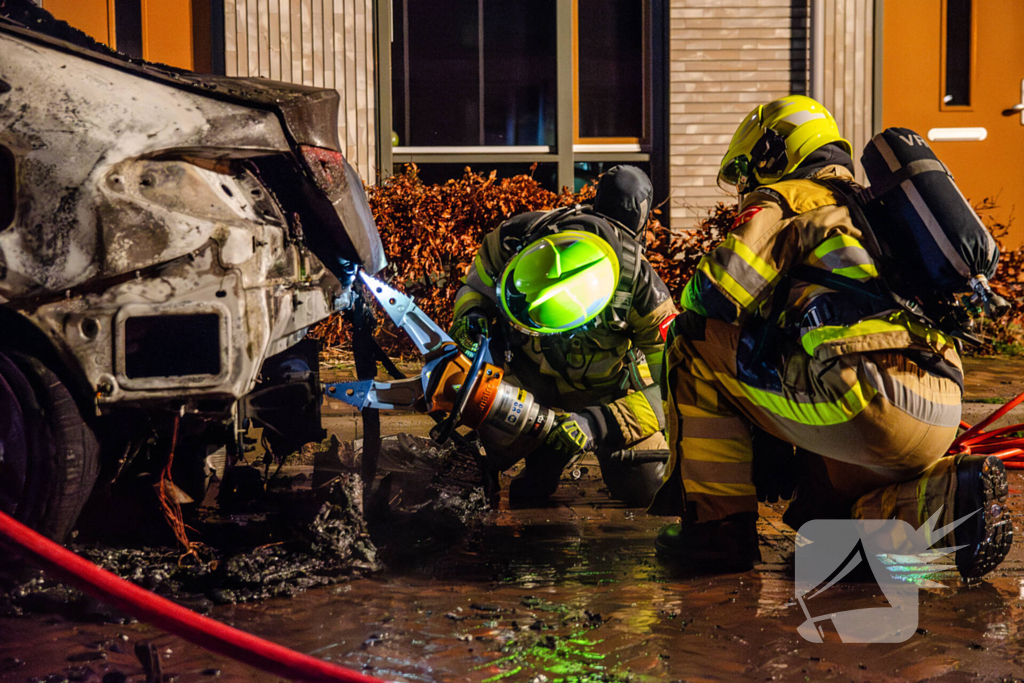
[1011,80,1024,124]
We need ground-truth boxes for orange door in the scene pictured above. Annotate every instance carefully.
[883,0,1024,246]
[40,0,114,47]
[41,0,194,71]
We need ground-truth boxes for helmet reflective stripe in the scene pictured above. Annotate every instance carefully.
[718,95,851,192]
[497,230,620,336]
[780,110,826,128]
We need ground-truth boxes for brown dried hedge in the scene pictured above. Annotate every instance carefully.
[310,164,730,355]
[309,165,1024,357]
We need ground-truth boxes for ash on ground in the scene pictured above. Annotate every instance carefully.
[0,433,491,617]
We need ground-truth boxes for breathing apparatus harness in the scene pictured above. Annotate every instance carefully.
[494,204,647,394]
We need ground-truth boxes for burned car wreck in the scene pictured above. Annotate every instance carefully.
[0,14,385,541]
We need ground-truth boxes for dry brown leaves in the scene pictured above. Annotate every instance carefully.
[310,165,726,356]
[309,169,1023,357]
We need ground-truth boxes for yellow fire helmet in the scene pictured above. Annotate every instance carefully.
[718,95,852,194]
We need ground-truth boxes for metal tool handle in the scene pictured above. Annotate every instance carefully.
[434,336,489,444]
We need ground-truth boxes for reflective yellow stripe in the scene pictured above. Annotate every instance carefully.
[832,263,879,280]
[678,403,721,419]
[680,278,707,315]
[917,469,933,546]
[636,360,654,381]
[453,290,489,319]
[695,376,720,412]
[616,391,661,438]
[899,312,957,349]
[683,480,757,497]
[810,234,862,262]
[680,437,752,463]
[474,255,495,288]
[801,317,909,357]
[699,259,756,311]
[722,234,780,284]
[716,370,876,426]
[799,311,957,359]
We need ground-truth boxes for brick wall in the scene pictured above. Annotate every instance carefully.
[668,0,875,229]
[224,0,378,183]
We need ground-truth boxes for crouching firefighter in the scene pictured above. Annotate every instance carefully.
[650,95,1013,578]
[450,166,679,506]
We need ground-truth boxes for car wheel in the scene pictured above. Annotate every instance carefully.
[0,351,100,541]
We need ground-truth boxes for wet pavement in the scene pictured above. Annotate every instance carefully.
[3,358,1024,682]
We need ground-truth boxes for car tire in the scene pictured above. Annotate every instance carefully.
[0,351,100,542]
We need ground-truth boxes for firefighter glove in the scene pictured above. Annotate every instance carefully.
[450,309,489,358]
[546,411,596,457]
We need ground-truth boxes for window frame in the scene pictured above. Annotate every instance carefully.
[377,0,659,194]
[572,0,650,146]
[939,0,977,112]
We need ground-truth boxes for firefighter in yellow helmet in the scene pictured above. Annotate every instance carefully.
[650,95,1012,578]
[451,166,679,506]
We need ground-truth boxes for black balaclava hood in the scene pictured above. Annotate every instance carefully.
[593,165,654,238]
[785,143,855,181]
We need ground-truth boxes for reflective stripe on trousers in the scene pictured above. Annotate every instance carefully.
[659,315,961,523]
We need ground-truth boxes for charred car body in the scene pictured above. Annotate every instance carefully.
[0,13,384,540]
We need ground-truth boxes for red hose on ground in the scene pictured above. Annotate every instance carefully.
[952,390,1024,471]
[953,391,1024,449]
[0,510,386,683]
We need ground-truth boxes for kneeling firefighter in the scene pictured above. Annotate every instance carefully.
[651,95,1013,578]
[450,166,679,506]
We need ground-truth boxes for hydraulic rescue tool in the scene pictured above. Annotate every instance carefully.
[323,271,562,458]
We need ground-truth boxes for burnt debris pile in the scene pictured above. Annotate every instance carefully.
[1,433,491,614]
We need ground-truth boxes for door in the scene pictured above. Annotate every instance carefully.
[41,0,195,71]
[883,0,1024,246]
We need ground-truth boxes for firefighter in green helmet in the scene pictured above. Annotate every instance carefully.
[450,165,678,506]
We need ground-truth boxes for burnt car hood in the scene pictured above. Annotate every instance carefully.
[0,9,386,276]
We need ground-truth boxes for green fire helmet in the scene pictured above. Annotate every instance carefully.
[497,230,620,336]
[718,95,852,194]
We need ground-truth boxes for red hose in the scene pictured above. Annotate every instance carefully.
[0,510,385,683]
[951,390,1024,472]
[953,391,1024,449]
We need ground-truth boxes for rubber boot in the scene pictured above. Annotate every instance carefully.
[596,449,667,508]
[953,455,1013,579]
[852,454,1013,580]
[655,511,761,571]
[507,447,573,508]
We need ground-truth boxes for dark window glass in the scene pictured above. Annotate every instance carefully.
[391,0,555,147]
[403,162,558,192]
[944,0,971,106]
[578,0,643,138]
[124,314,221,378]
[115,0,143,60]
[483,1,556,146]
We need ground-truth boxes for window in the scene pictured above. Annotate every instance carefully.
[942,0,973,108]
[115,0,143,60]
[391,0,556,147]
[411,162,558,192]
[381,0,663,207]
[576,0,645,141]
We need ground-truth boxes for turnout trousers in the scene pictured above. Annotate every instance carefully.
[652,313,963,527]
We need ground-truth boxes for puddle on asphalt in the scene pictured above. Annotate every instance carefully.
[2,447,1024,681]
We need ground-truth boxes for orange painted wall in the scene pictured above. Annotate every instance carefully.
[41,0,194,71]
[40,0,114,47]
[142,0,193,70]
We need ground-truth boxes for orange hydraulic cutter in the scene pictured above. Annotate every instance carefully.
[324,271,560,455]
